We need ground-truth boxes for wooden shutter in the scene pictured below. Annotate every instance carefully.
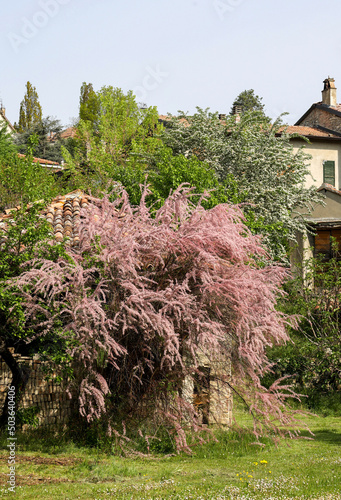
[314,228,341,260]
[323,160,335,186]
[314,229,331,259]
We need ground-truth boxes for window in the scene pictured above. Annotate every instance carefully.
[323,160,335,186]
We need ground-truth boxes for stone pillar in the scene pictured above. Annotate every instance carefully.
[209,352,232,426]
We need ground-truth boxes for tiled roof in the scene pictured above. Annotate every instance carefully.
[17,153,61,167]
[47,127,77,143]
[329,104,341,113]
[159,116,340,138]
[0,191,89,245]
[60,127,77,140]
[295,102,341,127]
[44,191,89,243]
[278,125,341,138]
[159,115,190,127]
[312,102,341,113]
[317,183,341,196]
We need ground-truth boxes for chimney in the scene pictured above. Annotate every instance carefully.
[0,106,5,117]
[232,105,242,123]
[218,113,226,121]
[322,77,337,106]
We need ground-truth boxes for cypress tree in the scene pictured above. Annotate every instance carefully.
[17,81,42,132]
[79,82,100,128]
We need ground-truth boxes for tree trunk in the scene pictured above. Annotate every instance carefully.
[0,340,30,430]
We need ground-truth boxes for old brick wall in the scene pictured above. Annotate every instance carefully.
[300,107,341,134]
[0,354,73,428]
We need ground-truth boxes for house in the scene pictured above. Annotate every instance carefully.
[0,105,15,135]
[47,126,77,143]
[17,153,63,171]
[286,78,341,264]
[291,77,341,190]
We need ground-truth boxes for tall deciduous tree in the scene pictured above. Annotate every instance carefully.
[63,86,162,195]
[79,82,100,128]
[16,81,42,132]
[65,87,242,210]
[162,108,322,261]
[11,186,303,449]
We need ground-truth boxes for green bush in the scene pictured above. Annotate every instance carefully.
[265,246,341,414]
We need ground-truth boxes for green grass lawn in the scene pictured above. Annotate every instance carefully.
[1,410,341,499]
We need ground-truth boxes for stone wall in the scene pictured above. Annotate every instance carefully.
[300,107,341,134]
[1,350,232,429]
[0,354,73,428]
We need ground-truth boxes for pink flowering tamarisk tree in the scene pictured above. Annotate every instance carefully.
[14,185,302,451]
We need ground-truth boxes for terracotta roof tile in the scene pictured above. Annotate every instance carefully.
[279,125,341,138]
[314,102,341,113]
[158,115,190,127]
[0,190,89,246]
[317,183,341,196]
[42,191,89,243]
[17,153,61,167]
[329,104,341,112]
[60,127,77,140]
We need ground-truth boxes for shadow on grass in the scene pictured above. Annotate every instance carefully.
[299,429,341,445]
[192,428,274,459]
[0,427,104,456]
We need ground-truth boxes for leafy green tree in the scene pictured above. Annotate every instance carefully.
[63,86,162,195]
[230,89,266,116]
[16,82,43,132]
[162,108,322,261]
[79,82,100,128]
[0,136,63,211]
[64,87,244,210]
[265,245,341,414]
[146,146,242,210]
[14,116,64,163]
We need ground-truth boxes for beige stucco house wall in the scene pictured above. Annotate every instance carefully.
[291,138,341,190]
[0,106,15,135]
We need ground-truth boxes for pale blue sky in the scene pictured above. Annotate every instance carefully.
[1,0,340,127]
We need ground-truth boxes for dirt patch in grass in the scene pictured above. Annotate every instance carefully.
[0,455,82,466]
[0,472,117,486]
[0,473,76,486]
